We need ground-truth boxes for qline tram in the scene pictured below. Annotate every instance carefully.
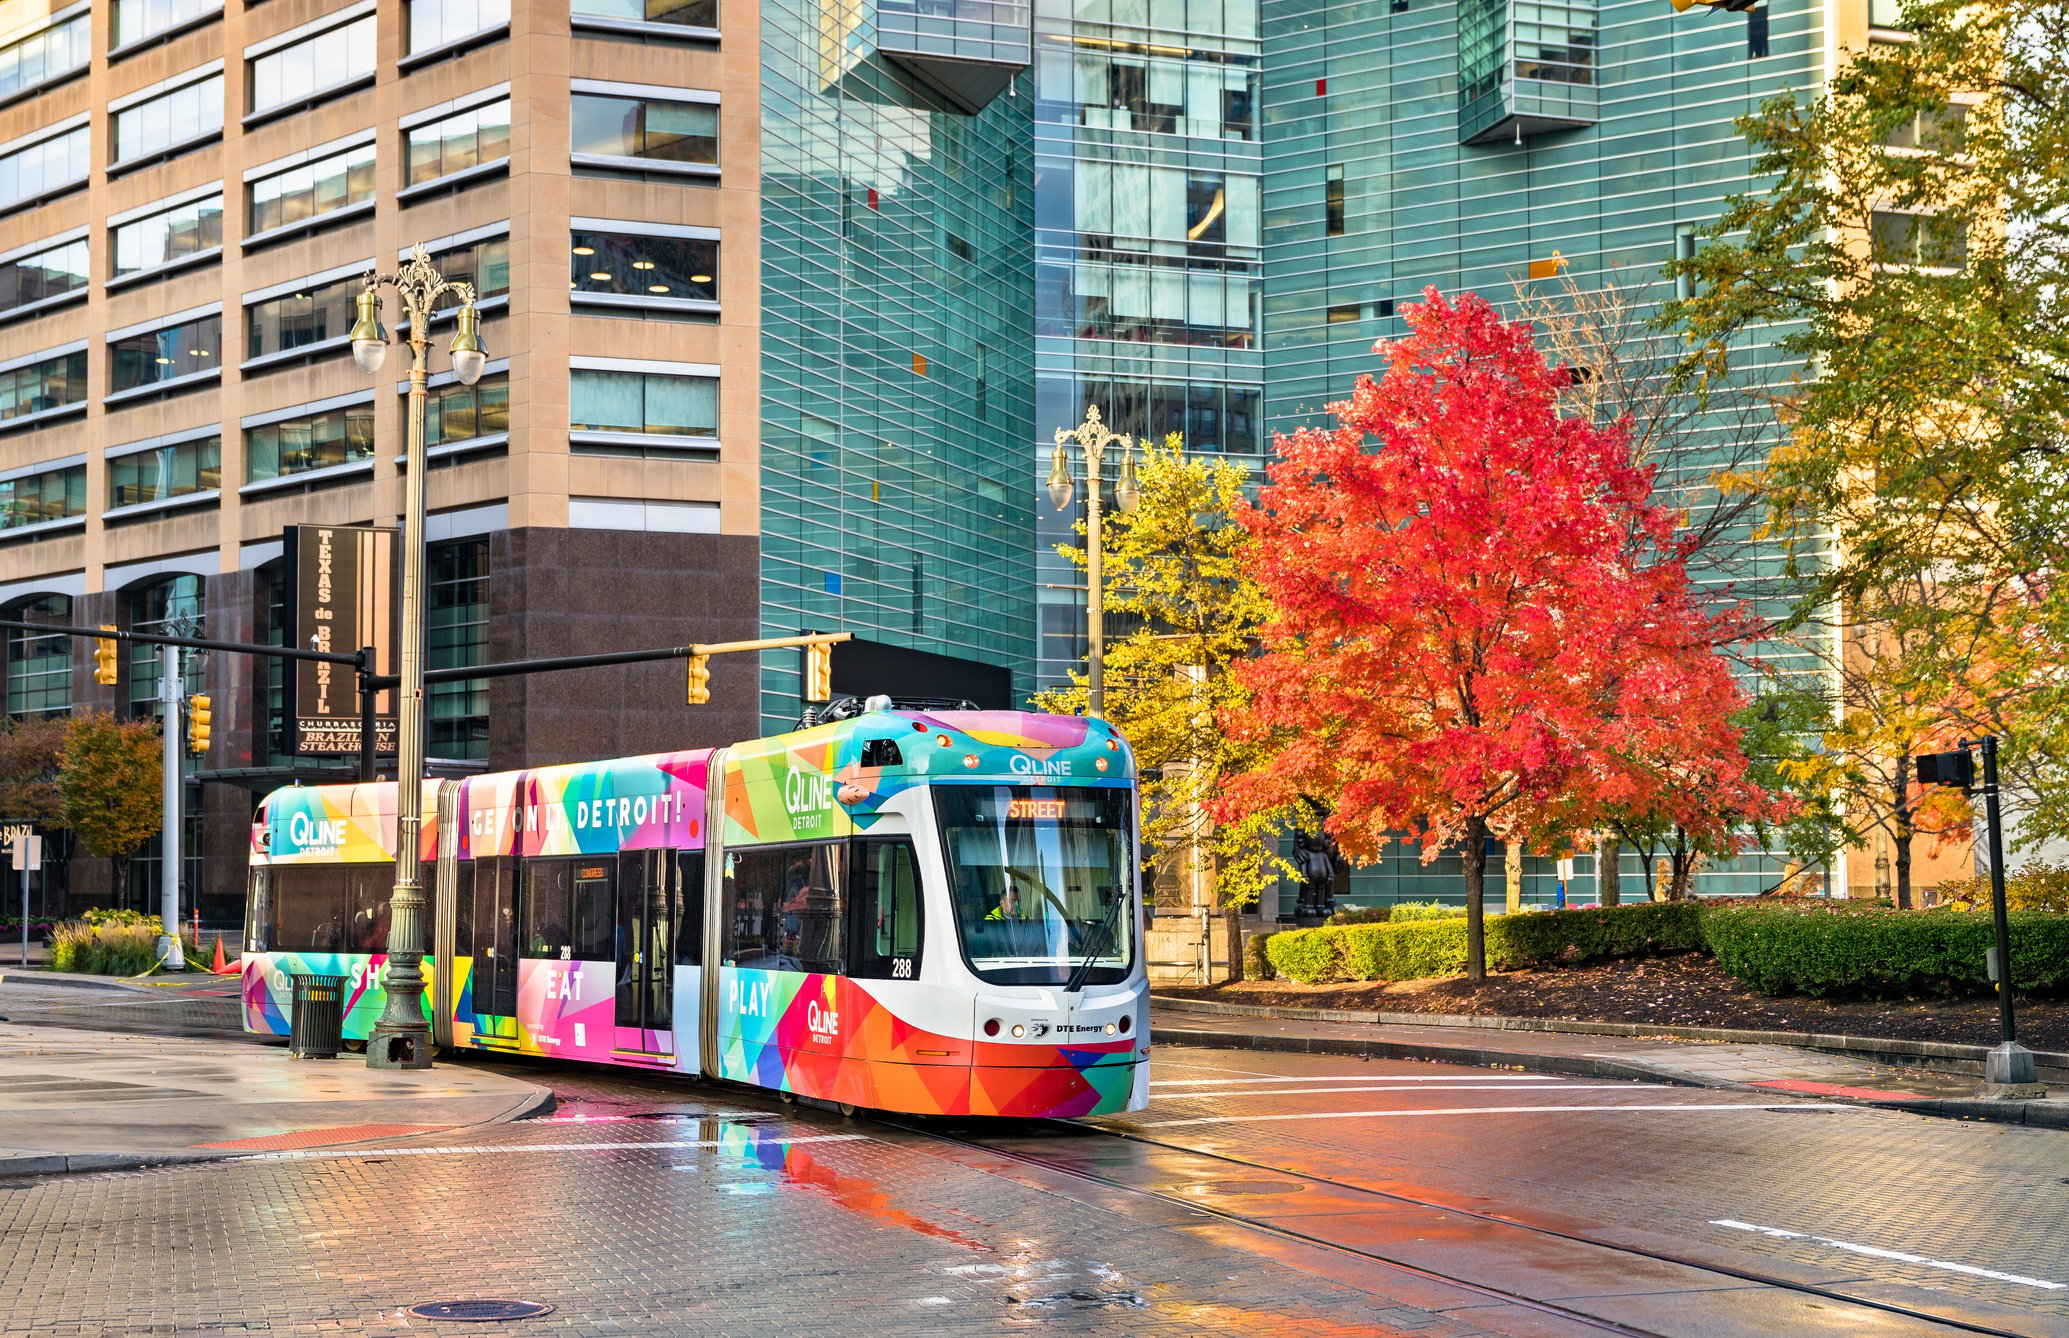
[242,707,1148,1118]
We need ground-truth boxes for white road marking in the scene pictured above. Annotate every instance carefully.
[1711,1220,2066,1291]
[1159,1084,1636,1100]
[249,1134,871,1161]
[1151,1075,1553,1086]
[1140,1103,1853,1128]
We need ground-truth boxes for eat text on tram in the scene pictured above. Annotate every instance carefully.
[240,706,1148,1118]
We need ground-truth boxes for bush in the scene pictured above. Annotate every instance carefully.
[1243,930,1276,980]
[1263,901,1705,984]
[1390,901,1466,922]
[1937,860,2069,914]
[47,912,197,976]
[1327,906,1391,925]
[1701,902,2069,996]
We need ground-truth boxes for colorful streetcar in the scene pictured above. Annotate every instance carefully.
[240,706,1148,1118]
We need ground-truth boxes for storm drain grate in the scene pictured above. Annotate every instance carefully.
[403,1300,554,1322]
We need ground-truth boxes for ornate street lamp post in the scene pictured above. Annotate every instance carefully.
[347,243,487,1070]
[1047,405,1140,719]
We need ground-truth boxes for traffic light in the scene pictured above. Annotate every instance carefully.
[1915,748,1975,790]
[802,643,833,703]
[187,695,212,755]
[93,626,119,685]
[685,654,711,706]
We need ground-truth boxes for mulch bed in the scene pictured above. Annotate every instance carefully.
[1158,953,2069,1053]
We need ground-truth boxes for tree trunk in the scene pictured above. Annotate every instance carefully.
[1463,815,1488,982]
[1225,901,1244,981]
[1504,839,1523,914]
[1893,755,1914,910]
[1597,834,1620,907]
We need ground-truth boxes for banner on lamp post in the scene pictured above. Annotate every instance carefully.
[282,524,399,756]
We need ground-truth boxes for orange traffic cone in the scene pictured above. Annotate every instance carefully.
[211,937,232,974]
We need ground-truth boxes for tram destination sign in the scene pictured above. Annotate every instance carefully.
[283,524,398,756]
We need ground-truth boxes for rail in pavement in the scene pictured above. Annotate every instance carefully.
[1152,996,2069,1129]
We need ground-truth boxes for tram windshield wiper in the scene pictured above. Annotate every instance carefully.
[1065,890,1125,994]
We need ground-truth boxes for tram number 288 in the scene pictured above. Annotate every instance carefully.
[890,957,914,979]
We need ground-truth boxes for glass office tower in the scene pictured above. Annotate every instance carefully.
[759,0,1040,723]
[1029,0,1267,688]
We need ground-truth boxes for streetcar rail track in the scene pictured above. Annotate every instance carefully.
[888,1113,2038,1338]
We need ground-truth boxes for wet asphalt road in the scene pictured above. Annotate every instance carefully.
[0,1002,2065,1336]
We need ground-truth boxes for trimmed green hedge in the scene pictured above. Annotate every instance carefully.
[1702,903,2069,996]
[1263,901,1706,985]
[1255,899,2069,997]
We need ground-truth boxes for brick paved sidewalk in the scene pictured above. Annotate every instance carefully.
[1152,998,2069,1128]
[0,1019,551,1177]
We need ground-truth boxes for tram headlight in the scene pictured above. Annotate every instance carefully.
[1103,1023,1116,1035]
[983,1018,1000,1037]
[1011,1024,1026,1038]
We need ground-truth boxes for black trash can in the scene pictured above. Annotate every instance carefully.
[289,973,346,1059]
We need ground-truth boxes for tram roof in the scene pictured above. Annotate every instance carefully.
[254,709,1133,863]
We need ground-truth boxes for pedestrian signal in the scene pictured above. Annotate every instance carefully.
[686,654,712,706]
[187,694,212,754]
[94,626,119,685]
[803,643,833,703]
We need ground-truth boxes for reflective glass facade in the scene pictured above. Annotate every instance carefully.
[758,0,1036,725]
[1031,0,1264,687]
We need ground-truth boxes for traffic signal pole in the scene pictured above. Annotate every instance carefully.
[158,645,183,973]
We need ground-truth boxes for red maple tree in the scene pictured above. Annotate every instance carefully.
[1218,289,1777,978]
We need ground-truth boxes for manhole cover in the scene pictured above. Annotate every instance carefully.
[403,1300,554,1322]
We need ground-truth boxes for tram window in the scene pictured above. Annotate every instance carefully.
[723,842,842,972]
[675,851,705,965]
[522,860,573,959]
[573,862,615,960]
[270,865,350,951]
[848,838,921,980]
[344,866,393,952]
[452,860,475,957]
[245,868,269,953]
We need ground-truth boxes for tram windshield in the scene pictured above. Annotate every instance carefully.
[935,785,1135,987]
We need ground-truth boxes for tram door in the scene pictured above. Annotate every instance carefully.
[615,850,675,1058]
[470,857,519,1042]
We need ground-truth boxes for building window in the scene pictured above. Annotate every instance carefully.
[245,273,362,362]
[126,575,205,716]
[1325,164,1346,237]
[247,142,376,237]
[1327,304,1361,323]
[424,373,508,448]
[0,123,89,210]
[570,367,718,450]
[1064,376,1260,453]
[571,88,718,168]
[1872,210,1967,269]
[1045,261,1257,349]
[0,236,89,316]
[427,538,489,761]
[111,194,224,279]
[109,435,222,508]
[405,99,511,187]
[407,0,509,53]
[1050,50,1257,141]
[1868,0,1905,27]
[424,235,510,316]
[571,0,716,29]
[110,312,222,393]
[1885,103,1968,150]
[112,72,223,165]
[112,0,220,50]
[257,562,288,764]
[1,9,89,99]
[249,15,375,117]
[4,594,71,720]
[0,350,87,425]
[246,403,376,482]
[0,462,85,529]
[1072,162,1260,255]
[569,228,716,304]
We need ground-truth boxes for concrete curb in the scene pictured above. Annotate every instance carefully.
[0,1077,555,1180]
[1150,1022,2069,1131]
[1152,993,2069,1082]
[0,969,156,994]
